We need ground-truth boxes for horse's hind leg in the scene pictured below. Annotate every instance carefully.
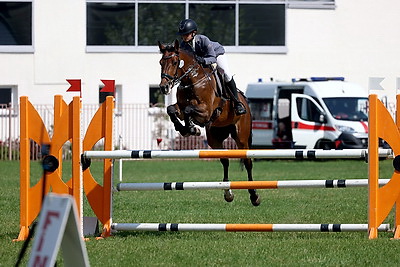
[231,114,261,206]
[220,158,234,202]
[243,158,261,206]
[206,126,234,202]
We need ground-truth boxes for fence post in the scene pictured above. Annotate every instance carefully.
[8,103,11,160]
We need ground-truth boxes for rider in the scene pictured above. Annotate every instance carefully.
[177,19,246,115]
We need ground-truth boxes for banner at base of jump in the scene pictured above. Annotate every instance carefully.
[28,193,90,267]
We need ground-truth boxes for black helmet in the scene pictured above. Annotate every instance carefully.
[177,19,197,35]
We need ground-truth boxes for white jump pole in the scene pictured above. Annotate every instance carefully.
[83,148,392,160]
[111,223,391,233]
[116,179,390,191]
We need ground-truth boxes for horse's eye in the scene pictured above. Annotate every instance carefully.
[173,61,178,66]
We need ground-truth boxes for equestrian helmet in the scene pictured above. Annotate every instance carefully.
[178,19,197,35]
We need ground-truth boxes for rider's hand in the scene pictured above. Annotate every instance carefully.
[195,55,205,65]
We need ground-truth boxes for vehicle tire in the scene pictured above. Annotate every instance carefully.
[316,140,334,150]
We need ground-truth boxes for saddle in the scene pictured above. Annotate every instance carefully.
[211,63,228,99]
[208,64,230,122]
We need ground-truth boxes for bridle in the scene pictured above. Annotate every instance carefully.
[160,52,197,89]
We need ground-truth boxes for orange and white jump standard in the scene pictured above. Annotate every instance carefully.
[16,94,115,240]
[368,94,400,239]
[16,95,82,241]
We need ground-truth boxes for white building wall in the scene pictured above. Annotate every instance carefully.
[0,0,399,106]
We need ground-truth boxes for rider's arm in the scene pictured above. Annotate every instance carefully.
[195,35,225,65]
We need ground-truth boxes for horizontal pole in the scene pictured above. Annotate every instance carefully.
[111,223,391,232]
[116,179,390,191]
[83,149,392,160]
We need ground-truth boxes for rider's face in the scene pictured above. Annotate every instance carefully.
[181,32,195,43]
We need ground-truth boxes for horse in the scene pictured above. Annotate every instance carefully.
[158,40,260,206]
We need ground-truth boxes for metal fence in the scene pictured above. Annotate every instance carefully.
[0,104,19,160]
[0,103,238,161]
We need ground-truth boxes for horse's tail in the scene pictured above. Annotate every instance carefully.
[241,91,253,149]
[248,115,253,149]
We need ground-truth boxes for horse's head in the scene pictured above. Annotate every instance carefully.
[158,40,181,95]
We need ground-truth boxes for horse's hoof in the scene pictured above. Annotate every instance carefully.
[224,190,234,202]
[178,128,190,137]
[250,194,261,206]
[189,126,201,136]
[194,127,201,136]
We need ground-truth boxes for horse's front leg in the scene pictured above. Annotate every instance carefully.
[183,105,201,136]
[167,104,190,137]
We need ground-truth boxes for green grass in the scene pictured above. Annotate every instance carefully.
[1,159,400,266]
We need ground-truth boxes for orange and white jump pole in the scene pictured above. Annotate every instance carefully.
[112,223,391,233]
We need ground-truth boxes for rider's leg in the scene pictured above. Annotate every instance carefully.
[225,78,246,115]
[216,55,246,115]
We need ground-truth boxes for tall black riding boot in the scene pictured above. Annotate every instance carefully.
[226,78,246,115]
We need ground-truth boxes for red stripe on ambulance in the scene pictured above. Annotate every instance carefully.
[292,121,336,131]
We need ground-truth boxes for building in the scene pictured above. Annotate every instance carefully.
[1,0,399,151]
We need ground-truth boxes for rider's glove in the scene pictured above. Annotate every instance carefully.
[195,55,206,65]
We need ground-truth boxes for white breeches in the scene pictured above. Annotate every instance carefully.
[216,54,233,82]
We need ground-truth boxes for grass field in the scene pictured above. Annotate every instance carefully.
[1,159,400,266]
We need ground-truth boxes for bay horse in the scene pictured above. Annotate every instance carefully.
[158,40,260,206]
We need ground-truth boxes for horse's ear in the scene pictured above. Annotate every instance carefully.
[158,41,164,50]
[174,39,180,50]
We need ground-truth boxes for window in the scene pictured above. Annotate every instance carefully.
[0,86,17,115]
[99,84,122,114]
[0,1,33,52]
[189,3,235,46]
[0,88,11,107]
[99,87,114,104]
[86,1,286,53]
[138,3,184,46]
[248,99,273,121]
[323,97,368,121]
[87,3,135,46]
[239,4,285,46]
[296,97,323,122]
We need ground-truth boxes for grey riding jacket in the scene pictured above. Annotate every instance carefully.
[180,34,225,65]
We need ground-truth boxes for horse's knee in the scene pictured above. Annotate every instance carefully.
[183,106,193,116]
[167,105,177,116]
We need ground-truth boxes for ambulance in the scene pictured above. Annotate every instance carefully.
[245,77,369,149]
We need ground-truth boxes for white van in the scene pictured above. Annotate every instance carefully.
[245,77,369,149]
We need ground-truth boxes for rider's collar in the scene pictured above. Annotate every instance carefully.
[192,35,197,49]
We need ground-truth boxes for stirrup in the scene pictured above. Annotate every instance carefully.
[235,102,246,115]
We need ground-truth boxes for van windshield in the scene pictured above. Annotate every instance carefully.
[323,97,368,121]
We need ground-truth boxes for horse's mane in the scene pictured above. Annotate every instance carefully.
[178,47,194,58]
[159,41,194,60]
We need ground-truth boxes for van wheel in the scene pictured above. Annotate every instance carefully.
[317,140,334,150]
